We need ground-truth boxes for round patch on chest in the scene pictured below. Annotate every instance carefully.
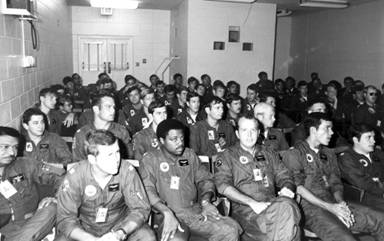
[160,162,170,172]
[84,185,97,197]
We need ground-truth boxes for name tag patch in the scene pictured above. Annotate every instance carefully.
[108,183,120,192]
[179,159,189,166]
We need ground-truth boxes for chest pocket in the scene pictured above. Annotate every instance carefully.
[10,175,30,199]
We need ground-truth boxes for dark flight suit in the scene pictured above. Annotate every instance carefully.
[118,104,149,136]
[132,125,160,161]
[354,104,383,131]
[176,110,205,129]
[242,101,256,116]
[139,147,242,241]
[23,131,72,198]
[169,101,185,119]
[77,109,94,129]
[72,122,133,161]
[214,143,301,241]
[56,160,154,241]
[338,148,384,211]
[0,157,64,241]
[47,109,63,134]
[262,128,289,152]
[282,141,384,241]
[190,120,237,157]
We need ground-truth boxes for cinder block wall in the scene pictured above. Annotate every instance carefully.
[0,0,73,128]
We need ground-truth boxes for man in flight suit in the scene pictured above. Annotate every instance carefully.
[73,93,133,162]
[282,113,384,241]
[254,103,289,152]
[56,130,155,241]
[190,97,237,157]
[133,100,167,161]
[21,108,72,199]
[338,123,384,211]
[214,115,301,241]
[0,126,64,241]
[139,119,242,241]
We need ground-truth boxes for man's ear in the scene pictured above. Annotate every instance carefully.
[352,136,359,144]
[92,105,99,114]
[235,130,239,139]
[205,106,210,115]
[22,123,29,131]
[309,126,316,136]
[159,137,165,145]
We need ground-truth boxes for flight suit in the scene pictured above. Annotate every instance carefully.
[190,120,237,157]
[338,148,384,211]
[176,111,204,129]
[118,105,149,136]
[132,125,160,161]
[77,109,94,129]
[0,157,64,241]
[56,160,154,241]
[242,100,256,116]
[47,109,63,134]
[168,101,185,119]
[354,103,383,131]
[23,131,72,198]
[72,122,133,161]
[282,141,384,241]
[139,147,242,241]
[214,143,300,241]
[262,128,289,152]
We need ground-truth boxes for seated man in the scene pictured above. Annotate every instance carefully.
[133,100,167,161]
[338,123,384,211]
[0,126,64,241]
[190,97,237,158]
[282,113,384,241]
[139,119,242,241]
[117,86,146,136]
[56,130,155,241]
[177,92,204,129]
[254,103,289,152]
[73,93,133,162]
[21,108,72,198]
[225,94,242,129]
[214,115,301,241]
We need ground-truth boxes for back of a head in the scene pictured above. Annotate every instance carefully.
[156,119,185,139]
[0,126,20,139]
[254,102,273,116]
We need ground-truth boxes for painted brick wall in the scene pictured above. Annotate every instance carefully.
[0,0,73,128]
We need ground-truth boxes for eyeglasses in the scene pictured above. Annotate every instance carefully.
[368,92,378,96]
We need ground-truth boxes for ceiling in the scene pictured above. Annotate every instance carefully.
[67,0,378,13]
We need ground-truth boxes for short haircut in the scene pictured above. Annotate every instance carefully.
[148,100,165,114]
[91,93,114,107]
[22,108,46,125]
[0,126,20,139]
[173,73,182,80]
[156,80,165,87]
[349,123,375,143]
[62,76,73,86]
[344,76,353,83]
[258,71,267,78]
[187,76,198,85]
[259,92,275,103]
[58,95,73,107]
[237,113,260,130]
[227,80,239,89]
[149,74,158,80]
[213,80,225,91]
[196,83,206,90]
[140,87,154,99]
[226,94,241,105]
[39,87,56,98]
[274,78,284,85]
[298,80,308,88]
[50,84,65,94]
[205,96,224,109]
[364,85,378,93]
[177,86,188,94]
[164,84,177,94]
[156,119,185,139]
[201,74,210,80]
[307,98,326,110]
[124,75,137,84]
[127,86,141,95]
[326,82,338,91]
[303,112,332,138]
[186,92,199,102]
[247,83,258,93]
[85,130,117,156]
[254,102,274,116]
[98,72,109,79]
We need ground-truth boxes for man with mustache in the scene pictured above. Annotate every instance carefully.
[282,113,384,241]
[0,126,64,241]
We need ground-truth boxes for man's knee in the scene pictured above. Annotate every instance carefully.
[128,224,156,241]
[272,197,301,221]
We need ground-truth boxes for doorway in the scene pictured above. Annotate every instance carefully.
[78,36,134,89]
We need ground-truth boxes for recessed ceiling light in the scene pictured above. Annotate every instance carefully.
[90,0,139,9]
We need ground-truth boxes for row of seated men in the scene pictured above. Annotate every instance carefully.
[1,112,384,241]
[1,71,384,240]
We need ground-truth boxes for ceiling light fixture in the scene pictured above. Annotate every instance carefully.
[90,0,139,9]
[299,0,349,8]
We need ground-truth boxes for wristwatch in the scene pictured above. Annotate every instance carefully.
[201,199,210,206]
[113,228,127,241]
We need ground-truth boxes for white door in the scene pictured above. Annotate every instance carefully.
[78,36,134,89]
